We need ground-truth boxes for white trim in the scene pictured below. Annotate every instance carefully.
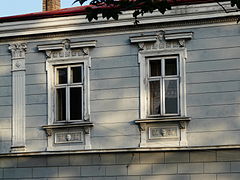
[45,57,92,151]
[130,35,158,43]
[164,32,193,40]
[54,64,85,122]
[47,57,91,124]
[139,49,187,119]
[9,43,27,152]
[132,32,190,147]
[40,39,95,151]
[38,40,97,51]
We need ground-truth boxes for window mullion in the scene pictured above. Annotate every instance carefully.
[161,77,165,115]
[162,58,165,76]
[177,78,180,115]
[66,86,70,121]
[161,59,165,116]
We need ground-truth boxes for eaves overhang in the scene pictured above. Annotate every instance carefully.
[0,1,238,39]
[0,0,228,23]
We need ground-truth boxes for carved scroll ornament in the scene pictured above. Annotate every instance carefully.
[9,43,27,59]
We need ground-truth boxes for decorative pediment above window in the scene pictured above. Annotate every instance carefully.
[38,39,97,59]
[130,31,193,50]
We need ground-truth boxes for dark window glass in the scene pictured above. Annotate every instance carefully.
[57,68,67,84]
[150,60,161,76]
[165,80,178,114]
[71,66,82,83]
[56,88,66,121]
[165,58,177,76]
[149,81,160,115]
[70,87,82,120]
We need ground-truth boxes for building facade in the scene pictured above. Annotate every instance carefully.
[0,0,240,179]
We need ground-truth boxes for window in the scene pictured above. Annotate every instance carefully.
[38,39,96,151]
[148,56,180,116]
[130,33,192,147]
[54,64,84,122]
[137,52,188,147]
[138,50,187,119]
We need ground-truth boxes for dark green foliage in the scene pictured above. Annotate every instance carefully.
[73,0,172,24]
[230,0,240,22]
[73,0,240,24]
[72,0,87,6]
[231,0,240,8]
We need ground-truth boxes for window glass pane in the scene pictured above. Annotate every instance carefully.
[150,60,161,76]
[165,80,178,114]
[57,68,67,84]
[149,81,161,115]
[56,88,66,121]
[71,66,82,83]
[165,58,177,76]
[70,87,83,120]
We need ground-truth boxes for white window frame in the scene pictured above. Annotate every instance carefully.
[147,56,180,116]
[139,49,187,119]
[46,57,91,125]
[54,64,84,122]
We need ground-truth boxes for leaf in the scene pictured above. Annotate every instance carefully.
[72,0,87,5]
[133,10,140,18]
[86,14,94,21]
[83,0,172,23]
[231,0,240,8]
[112,13,119,20]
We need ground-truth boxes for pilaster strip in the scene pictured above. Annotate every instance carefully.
[9,43,27,152]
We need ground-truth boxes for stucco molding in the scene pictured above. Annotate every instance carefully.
[130,31,193,51]
[8,43,27,59]
[9,43,27,153]
[38,39,96,59]
[39,39,95,151]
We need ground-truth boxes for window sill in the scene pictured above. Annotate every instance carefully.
[135,116,190,129]
[42,122,94,136]
[135,116,191,147]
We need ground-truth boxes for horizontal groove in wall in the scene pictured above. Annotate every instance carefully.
[26,115,47,118]
[91,86,139,91]
[191,116,240,121]
[187,102,240,108]
[26,103,47,106]
[91,65,138,71]
[92,54,136,60]
[193,33,240,40]
[91,97,138,102]
[91,109,139,113]
[188,90,240,95]
[92,134,139,138]
[188,45,240,52]
[188,129,240,133]
[91,75,139,81]
[187,68,240,74]
[187,79,240,85]
[187,57,240,63]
